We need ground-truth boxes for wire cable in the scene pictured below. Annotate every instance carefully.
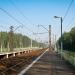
[0,7,34,33]
[63,0,74,22]
[9,0,34,26]
[33,32,48,35]
[63,17,75,31]
[0,7,23,26]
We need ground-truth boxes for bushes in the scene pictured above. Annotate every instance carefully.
[58,27,75,52]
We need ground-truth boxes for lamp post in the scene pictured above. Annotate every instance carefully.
[54,16,63,59]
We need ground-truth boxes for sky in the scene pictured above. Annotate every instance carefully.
[0,0,75,43]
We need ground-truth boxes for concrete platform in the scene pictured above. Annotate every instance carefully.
[24,50,75,75]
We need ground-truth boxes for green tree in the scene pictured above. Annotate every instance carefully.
[58,27,75,52]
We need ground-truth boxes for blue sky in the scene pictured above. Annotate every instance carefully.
[0,0,75,43]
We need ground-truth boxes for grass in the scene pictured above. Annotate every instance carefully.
[61,50,75,67]
[57,50,75,67]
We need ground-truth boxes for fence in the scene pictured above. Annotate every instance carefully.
[61,50,75,67]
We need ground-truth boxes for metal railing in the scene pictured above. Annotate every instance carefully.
[60,50,75,67]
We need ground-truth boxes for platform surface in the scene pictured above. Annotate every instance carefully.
[24,50,75,75]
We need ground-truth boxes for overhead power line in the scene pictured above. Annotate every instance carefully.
[64,17,75,31]
[33,32,48,35]
[0,7,34,33]
[63,0,74,22]
[9,0,34,26]
[0,7,23,26]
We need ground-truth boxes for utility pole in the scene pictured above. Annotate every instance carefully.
[54,16,63,59]
[31,38,32,48]
[0,31,2,52]
[49,25,51,51]
[54,35,57,52]
[61,17,63,58]
[20,39,22,49]
[9,26,14,51]
[7,42,9,52]
[38,25,51,50]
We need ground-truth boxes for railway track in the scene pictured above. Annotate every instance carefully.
[0,48,47,75]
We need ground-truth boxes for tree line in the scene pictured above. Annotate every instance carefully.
[0,32,45,52]
[57,27,75,52]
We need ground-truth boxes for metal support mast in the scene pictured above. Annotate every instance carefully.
[0,31,2,52]
[9,26,14,51]
[49,25,51,51]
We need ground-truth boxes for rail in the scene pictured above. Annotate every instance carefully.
[0,48,47,75]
